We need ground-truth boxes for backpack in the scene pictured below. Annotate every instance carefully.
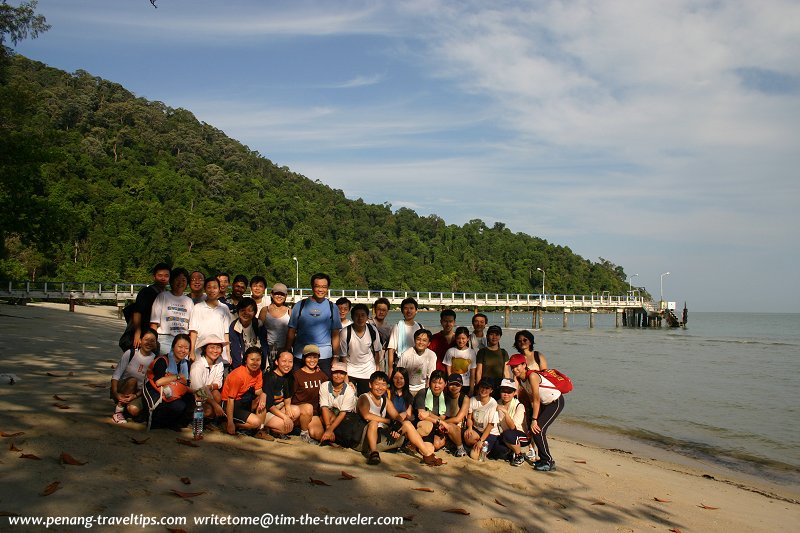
[344,323,378,347]
[534,368,573,394]
[146,355,191,402]
[118,285,159,352]
[296,298,335,329]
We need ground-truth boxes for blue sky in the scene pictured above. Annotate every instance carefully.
[15,0,800,312]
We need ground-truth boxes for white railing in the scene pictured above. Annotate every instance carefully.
[1,280,646,310]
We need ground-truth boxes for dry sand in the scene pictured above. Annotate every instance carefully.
[1,302,798,532]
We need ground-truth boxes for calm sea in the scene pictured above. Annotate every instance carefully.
[395,310,799,484]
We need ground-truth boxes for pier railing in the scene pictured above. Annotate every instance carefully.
[1,280,645,310]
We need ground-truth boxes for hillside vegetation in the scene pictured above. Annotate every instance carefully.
[1,55,633,296]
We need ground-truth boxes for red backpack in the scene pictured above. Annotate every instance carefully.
[534,368,573,394]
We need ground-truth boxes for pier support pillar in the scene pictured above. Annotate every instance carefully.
[68,297,76,312]
[504,307,510,328]
[532,308,537,329]
[538,308,544,329]
[589,309,597,328]
[562,308,570,328]
[615,309,622,328]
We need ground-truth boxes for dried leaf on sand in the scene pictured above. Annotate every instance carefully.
[170,489,205,498]
[41,481,61,496]
[60,452,87,465]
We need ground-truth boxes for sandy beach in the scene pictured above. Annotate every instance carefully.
[1,303,797,532]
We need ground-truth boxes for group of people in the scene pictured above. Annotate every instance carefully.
[110,263,564,470]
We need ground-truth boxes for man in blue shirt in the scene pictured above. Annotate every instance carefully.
[286,273,342,377]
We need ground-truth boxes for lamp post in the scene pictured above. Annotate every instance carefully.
[292,256,299,289]
[536,267,545,301]
[660,272,670,302]
[628,273,639,296]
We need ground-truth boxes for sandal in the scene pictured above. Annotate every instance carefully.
[367,451,381,465]
[422,454,443,467]
[254,429,275,441]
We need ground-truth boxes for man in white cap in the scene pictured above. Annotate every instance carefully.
[314,361,357,445]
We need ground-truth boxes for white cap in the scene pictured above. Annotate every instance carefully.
[499,378,518,391]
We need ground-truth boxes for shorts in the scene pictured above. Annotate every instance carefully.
[224,399,253,424]
[264,404,285,423]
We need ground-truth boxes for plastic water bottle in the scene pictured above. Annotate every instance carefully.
[479,440,489,462]
[192,401,204,440]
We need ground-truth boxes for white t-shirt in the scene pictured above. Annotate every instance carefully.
[112,349,156,388]
[469,396,500,435]
[443,346,477,386]
[497,398,526,433]
[387,320,423,354]
[340,325,382,379]
[396,347,437,393]
[189,301,233,361]
[469,333,488,352]
[189,356,224,392]
[319,381,357,413]
[150,291,194,336]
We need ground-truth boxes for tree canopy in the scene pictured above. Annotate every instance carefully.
[0,54,638,297]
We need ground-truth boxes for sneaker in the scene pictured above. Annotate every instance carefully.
[454,445,467,458]
[510,453,525,467]
[112,412,127,424]
[525,447,537,464]
[300,432,319,445]
[533,460,556,471]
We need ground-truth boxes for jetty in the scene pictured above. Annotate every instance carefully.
[0,281,685,329]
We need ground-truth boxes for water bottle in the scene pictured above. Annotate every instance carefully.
[192,401,204,440]
[479,440,489,462]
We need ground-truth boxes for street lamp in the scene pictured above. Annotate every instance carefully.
[536,267,545,300]
[292,256,299,289]
[628,273,639,293]
[660,272,670,302]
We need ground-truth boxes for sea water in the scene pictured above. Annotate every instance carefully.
[397,310,799,484]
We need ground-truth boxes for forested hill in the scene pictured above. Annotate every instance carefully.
[1,55,632,296]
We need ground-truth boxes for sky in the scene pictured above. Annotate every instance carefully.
[14,0,800,312]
